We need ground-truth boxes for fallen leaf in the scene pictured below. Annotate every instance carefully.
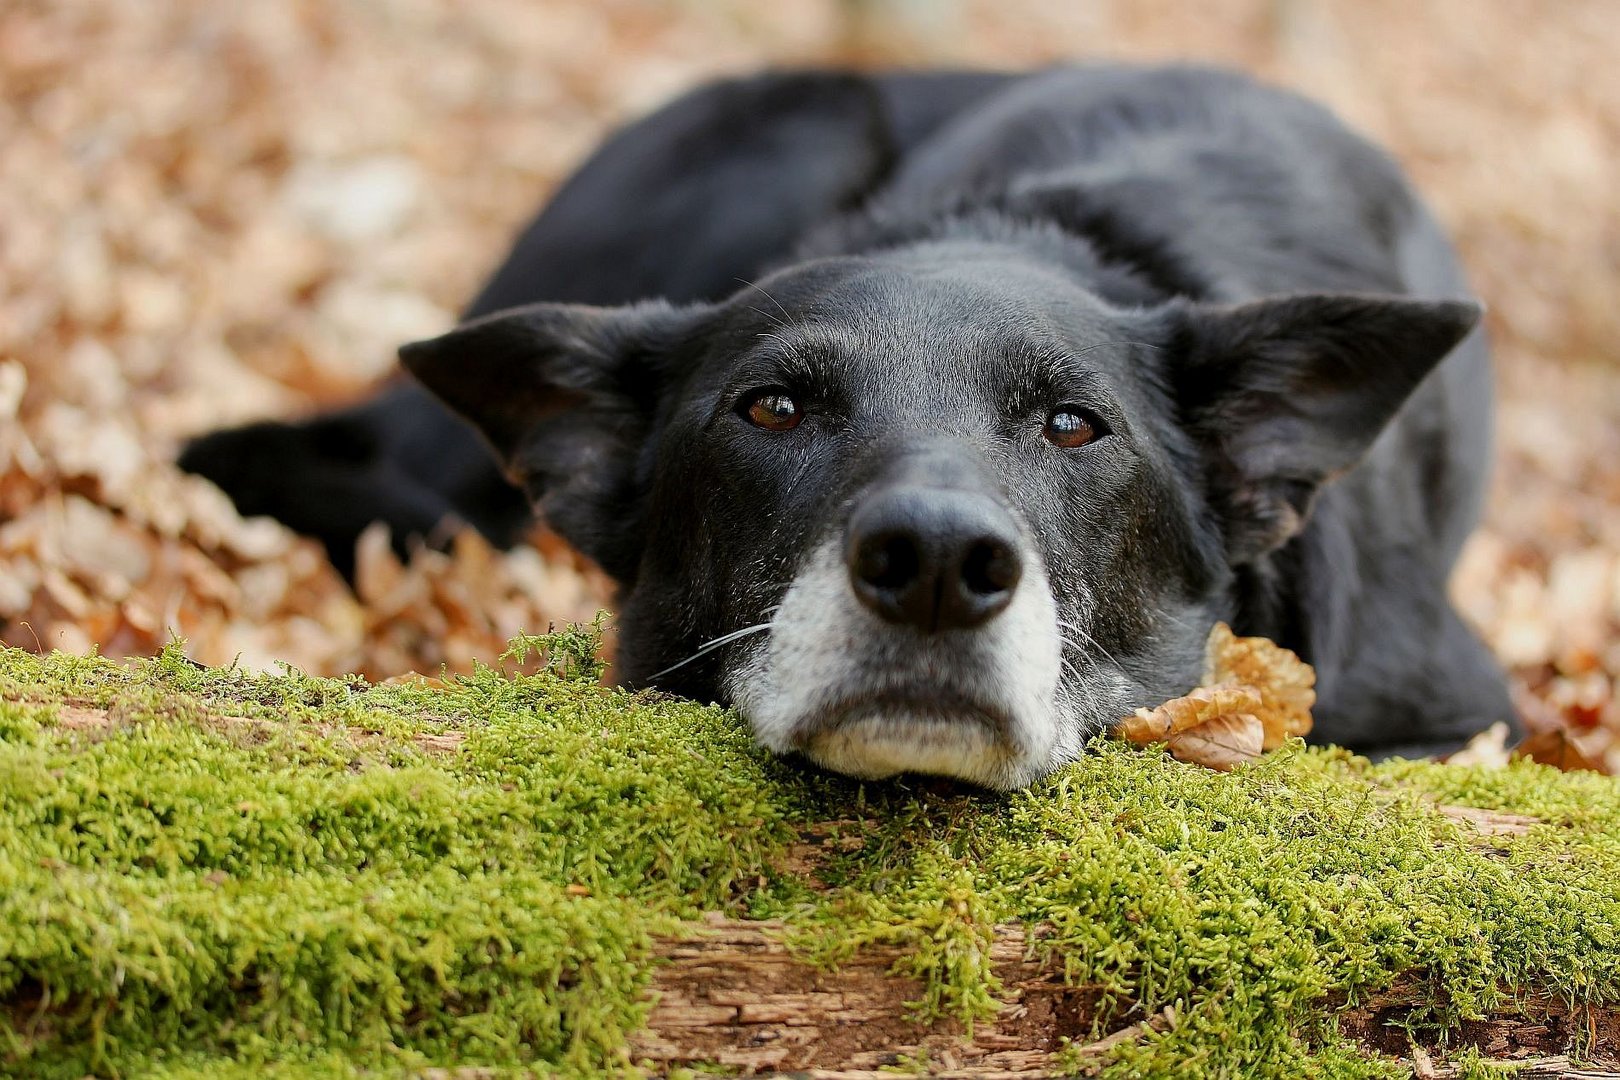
[1512,728,1607,774]
[1166,713,1265,771]
[1117,681,1263,744]
[1116,623,1315,770]
[1445,722,1513,769]
[1202,623,1315,750]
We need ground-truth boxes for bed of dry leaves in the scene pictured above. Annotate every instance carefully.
[2,0,1616,766]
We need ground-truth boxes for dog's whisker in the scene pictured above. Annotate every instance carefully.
[1070,339,1164,357]
[1148,606,1204,634]
[1056,620,1124,670]
[748,306,786,329]
[647,622,775,681]
[694,622,776,653]
[736,277,792,325]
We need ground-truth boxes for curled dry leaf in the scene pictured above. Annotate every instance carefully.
[1116,681,1263,744]
[1166,713,1266,772]
[1444,722,1514,769]
[1202,622,1316,750]
[1117,623,1316,770]
[1512,727,1606,773]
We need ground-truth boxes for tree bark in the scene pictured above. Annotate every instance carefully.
[631,915,1620,1078]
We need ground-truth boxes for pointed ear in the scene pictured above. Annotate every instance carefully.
[1173,292,1482,561]
[399,299,708,579]
[399,300,701,460]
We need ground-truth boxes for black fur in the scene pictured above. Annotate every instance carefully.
[184,65,1517,765]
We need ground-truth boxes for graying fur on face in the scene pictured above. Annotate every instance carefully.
[725,538,1139,789]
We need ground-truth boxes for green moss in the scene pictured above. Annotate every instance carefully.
[795,847,1006,1028]
[1436,1046,1537,1079]
[3,632,1619,1078]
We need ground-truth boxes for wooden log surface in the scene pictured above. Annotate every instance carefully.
[631,915,1620,1078]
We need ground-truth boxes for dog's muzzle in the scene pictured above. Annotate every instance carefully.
[727,447,1066,789]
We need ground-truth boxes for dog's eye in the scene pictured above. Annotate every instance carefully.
[1044,407,1106,449]
[741,388,804,432]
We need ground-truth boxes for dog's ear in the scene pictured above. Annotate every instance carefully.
[399,300,703,460]
[399,300,709,579]
[1172,293,1482,562]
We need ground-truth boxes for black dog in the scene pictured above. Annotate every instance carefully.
[182,66,1518,786]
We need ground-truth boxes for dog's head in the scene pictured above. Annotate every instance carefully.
[402,241,1477,788]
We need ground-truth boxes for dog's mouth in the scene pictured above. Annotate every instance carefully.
[788,688,1020,783]
[792,687,1011,747]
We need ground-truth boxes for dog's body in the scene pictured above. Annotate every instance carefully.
[183,66,1518,785]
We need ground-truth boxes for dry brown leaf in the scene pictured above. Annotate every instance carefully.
[1116,623,1315,770]
[1445,722,1514,769]
[0,361,25,420]
[1117,681,1263,744]
[1512,728,1608,774]
[1165,713,1265,772]
[1203,622,1316,750]
[355,521,407,606]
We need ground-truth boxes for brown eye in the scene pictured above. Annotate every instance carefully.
[742,389,803,431]
[1044,408,1103,448]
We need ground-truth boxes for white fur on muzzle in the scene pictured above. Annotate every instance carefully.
[725,539,1085,790]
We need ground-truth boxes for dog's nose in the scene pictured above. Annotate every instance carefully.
[846,487,1023,632]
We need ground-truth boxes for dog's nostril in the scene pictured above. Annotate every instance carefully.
[846,487,1024,632]
[961,538,1021,596]
[857,534,920,591]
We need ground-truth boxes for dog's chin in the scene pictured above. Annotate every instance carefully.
[793,699,1020,787]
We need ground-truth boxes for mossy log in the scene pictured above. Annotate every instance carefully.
[3,633,1620,1078]
[634,917,1619,1077]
